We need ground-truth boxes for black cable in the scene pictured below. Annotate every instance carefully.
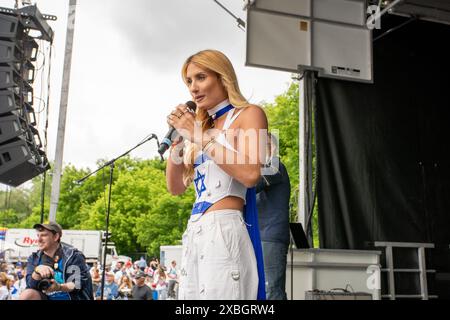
[36,40,46,124]
[3,187,8,209]
[290,236,294,300]
[40,172,47,224]
[38,41,52,222]
[373,16,417,42]
[306,73,318,247]
[43,43,52,152]
[33,97,47,114]
[7,187,11,209]
[34,47,46,71]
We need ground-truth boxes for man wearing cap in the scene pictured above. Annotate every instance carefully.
[20,222,93,300]
[131,271,153,300]
[95,271,119,300]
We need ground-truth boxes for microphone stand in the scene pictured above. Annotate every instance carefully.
[76,134,161,300]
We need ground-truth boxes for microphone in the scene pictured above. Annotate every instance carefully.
[158,101,197,156]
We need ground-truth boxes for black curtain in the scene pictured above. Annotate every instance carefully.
[316,15,450,285]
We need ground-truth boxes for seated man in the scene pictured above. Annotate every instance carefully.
[20,222,93,300]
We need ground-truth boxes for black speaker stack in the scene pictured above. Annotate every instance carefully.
[0,5,55,186]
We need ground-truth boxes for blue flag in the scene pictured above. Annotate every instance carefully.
[243,188,266,300]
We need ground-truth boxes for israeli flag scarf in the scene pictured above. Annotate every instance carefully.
[244,187,266,300]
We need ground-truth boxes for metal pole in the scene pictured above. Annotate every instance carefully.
[298,72,307,229]
[49,0,77,222]
[100,163,114,300]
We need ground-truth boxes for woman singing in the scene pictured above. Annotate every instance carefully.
[165,50,267,300]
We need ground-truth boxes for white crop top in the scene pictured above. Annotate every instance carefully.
[191,107,247,217]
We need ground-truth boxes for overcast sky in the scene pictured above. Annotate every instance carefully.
[1,0,292,173]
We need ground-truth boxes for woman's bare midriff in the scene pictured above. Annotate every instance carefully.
[204,196,244,214]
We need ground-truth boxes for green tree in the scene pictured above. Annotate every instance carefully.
[0,209,20,225]
[0,188,31,216]
[80,159,194,256]
[0,172,51,228]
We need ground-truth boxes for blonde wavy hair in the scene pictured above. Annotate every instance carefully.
[181,49,250,186]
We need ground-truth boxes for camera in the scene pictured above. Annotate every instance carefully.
[38,275,53,291]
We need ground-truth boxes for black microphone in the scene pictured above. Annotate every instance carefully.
[158,101,197,156]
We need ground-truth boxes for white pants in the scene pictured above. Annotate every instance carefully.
[178,209,258,300]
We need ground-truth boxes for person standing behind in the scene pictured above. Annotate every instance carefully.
[149,257,158,272]
[131,271,152,300]
[256,133,291,300]
[167,260,178,299]
[137,257,147,271]
[95,272,119,300]
[91,267,101,295]
[154,267,168,300]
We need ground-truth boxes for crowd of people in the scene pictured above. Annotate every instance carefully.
[0,262,27,300]
[0,257,179,300]
[92,257,179,300]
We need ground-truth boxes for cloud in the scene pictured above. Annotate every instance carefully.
[0,0,291,172]
[90,0,247,73]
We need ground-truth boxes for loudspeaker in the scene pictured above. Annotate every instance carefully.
[0,114,27,144]
[0,8,50,186]
[0,65,34,90]
[0,138,49,186]
[0,14,20,39]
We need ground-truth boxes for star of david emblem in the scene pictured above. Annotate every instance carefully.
[194,170,206,197]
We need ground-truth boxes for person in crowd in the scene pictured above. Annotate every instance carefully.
[14,262,24,275]
[114,261,124,283]
[124,260,135,278]
[110,260,120,273]
[131,271,152,300]
[256,133,291,300]
[137,256,147,271]
[118,274,133,300]
[0,272,11,300]
[167,260,178,299]
[89,262,98,277]
[12,271,26,299]
[154,267,168,300]
[91,267,102,295]
[165,49,267,300]
[149,257,159,272]
[0,262,8,273]
[20,222,93,300]
[95,271,119,300]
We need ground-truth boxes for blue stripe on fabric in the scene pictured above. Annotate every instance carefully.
[244,187,266,300]
[191,201,213,215]
[194,153,210,169]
